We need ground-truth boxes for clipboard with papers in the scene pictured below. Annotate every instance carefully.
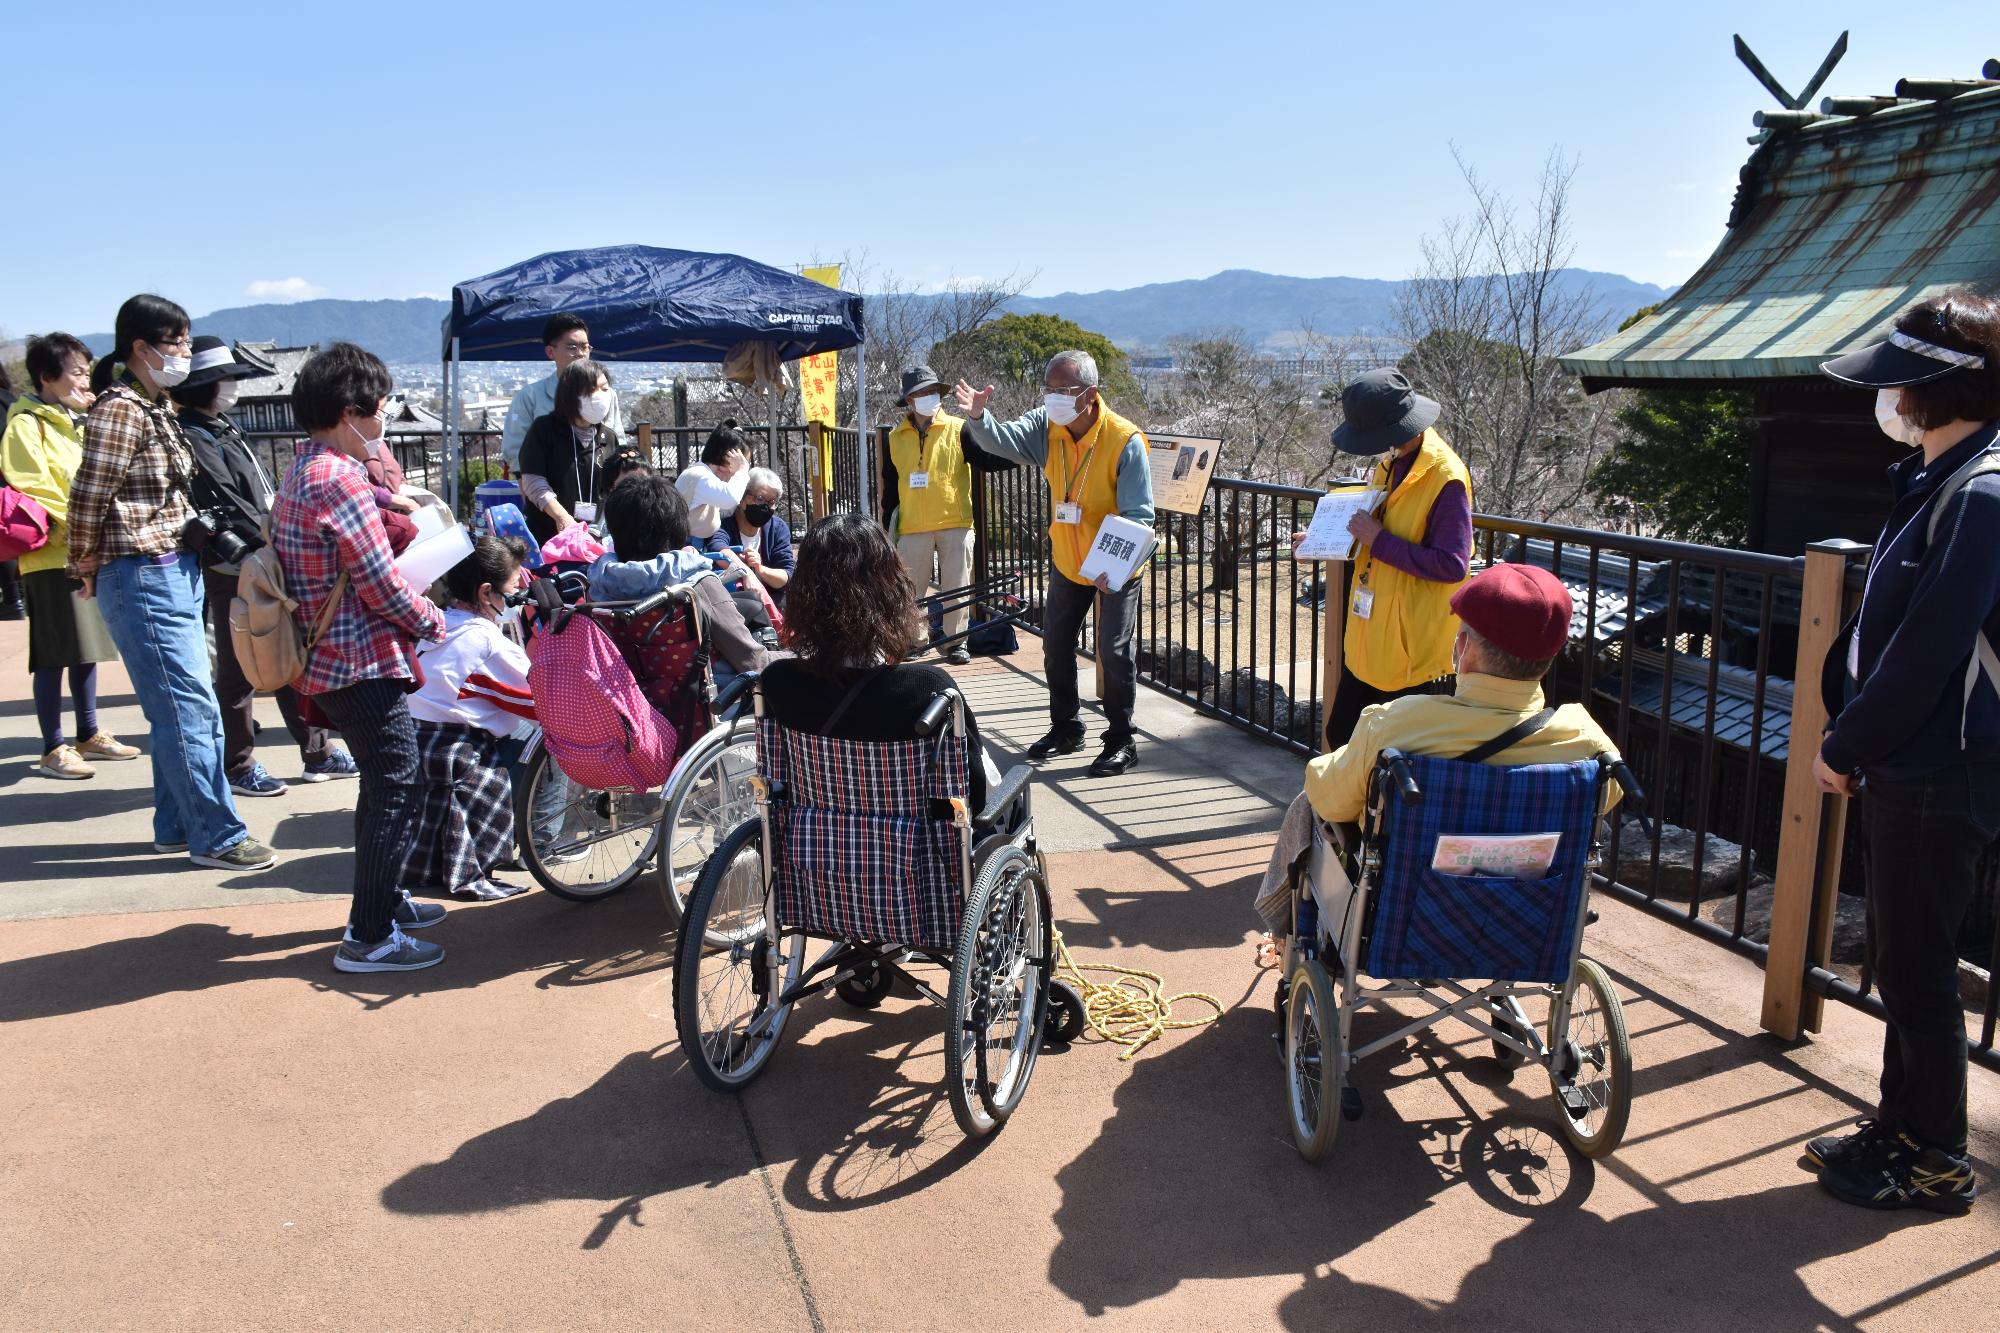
[1292,483,1386,562]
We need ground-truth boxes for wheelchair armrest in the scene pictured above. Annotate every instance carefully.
[713,671,758,716]
[973,764,1033,833]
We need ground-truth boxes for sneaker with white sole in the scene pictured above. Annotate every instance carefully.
[153,840,189,854]
[37,745,95,781]
[333,923,444,973]
[393,892,449,929]
[230,762,288,798]
[299,747,359,782]
[77,732,141,761]
[192,837,278,872]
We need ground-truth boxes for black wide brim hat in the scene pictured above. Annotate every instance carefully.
[900,364,945,400]
[180,336,277,390]
[1820,329,1986,388]
[1331,367,1442,455]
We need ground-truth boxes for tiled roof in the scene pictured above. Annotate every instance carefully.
[1561,82,2000,386]
[1605,650,1795,761]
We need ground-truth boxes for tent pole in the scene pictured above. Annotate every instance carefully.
[855,346,870,518]
[447,336,462,513]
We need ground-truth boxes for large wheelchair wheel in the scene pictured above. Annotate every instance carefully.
[1285,959,1342,1161]
[945,842,1052,1139]
[514,743,660,902]
[674,820,805,1091]
[658,718,758,932]
[1547,958,1632,1158]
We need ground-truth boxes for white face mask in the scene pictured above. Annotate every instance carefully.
[910,392,941,418]
[1044,390,1083,427]
[148,344,192,388]
[345,414,383,459]
[211,381,242,414]
[1875,388,1926,446]
[578,389,612,425]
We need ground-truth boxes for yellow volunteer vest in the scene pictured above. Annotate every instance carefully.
[888,411,974,534]
[1344,428,1472,690]
[1042,402,1142,583]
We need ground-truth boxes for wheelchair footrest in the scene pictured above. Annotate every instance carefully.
[1558,1086,1592,1120]
[1340,1086,1363,1122]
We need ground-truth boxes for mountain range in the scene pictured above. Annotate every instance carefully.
[79,269,1672,364]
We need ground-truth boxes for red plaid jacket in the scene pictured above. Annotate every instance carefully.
[270,440,444,695]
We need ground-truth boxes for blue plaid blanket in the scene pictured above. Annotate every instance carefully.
[1362,754,1600,984]
[759,718,969,950]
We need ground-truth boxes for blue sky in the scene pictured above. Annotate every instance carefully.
[2,1,1991,335]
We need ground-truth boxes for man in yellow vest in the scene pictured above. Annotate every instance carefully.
[957,350,1154,777]
[884,365,980,665]
[1316,367,1475,750]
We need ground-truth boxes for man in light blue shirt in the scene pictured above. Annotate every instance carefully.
[501,314,624,467]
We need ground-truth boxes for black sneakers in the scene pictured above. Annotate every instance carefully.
[1087,740,1139,777]
[1027,726,1087,760]
[1817,1130,1977,1215]
[1803,1118,1891,1170]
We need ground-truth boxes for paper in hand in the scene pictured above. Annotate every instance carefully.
[1294,485,1384,561]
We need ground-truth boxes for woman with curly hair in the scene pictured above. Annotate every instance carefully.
[759,512,993,808]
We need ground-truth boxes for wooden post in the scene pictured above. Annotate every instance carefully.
[1760,539,1866,1041]
[1319,559,1347,750]
[807,421,830,523]
[636,421,652,468]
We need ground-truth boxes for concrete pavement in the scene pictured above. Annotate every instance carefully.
[2,619,1997,1329]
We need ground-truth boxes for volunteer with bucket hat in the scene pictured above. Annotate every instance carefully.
[172,337,356,796]
[1801,292,2000,1215]
[1309,367,1474,751]
[884,364,993,665]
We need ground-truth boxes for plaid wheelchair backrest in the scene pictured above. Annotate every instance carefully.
[1362,754,1602,985]
[756,716,970,949]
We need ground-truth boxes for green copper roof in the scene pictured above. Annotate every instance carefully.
[1561,85,2000,388]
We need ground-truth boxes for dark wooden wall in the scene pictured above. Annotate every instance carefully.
[1748,381,1902,556]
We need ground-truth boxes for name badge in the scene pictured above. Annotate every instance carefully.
[574,502,598,523]
[1350,587,1374,620]
[909,471,930,490]
[1054,501,1083,526]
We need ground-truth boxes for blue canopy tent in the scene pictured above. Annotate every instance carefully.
[437,244,867,508]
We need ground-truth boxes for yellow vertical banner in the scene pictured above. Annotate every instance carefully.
[799,265,842,486]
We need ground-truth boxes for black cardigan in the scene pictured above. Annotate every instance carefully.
[518,415,619,544]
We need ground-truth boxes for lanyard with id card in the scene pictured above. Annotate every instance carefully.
[1054,433,1099,528]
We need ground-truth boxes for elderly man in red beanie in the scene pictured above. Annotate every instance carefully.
[1254,562,1623,955]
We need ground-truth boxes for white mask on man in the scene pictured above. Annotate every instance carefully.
[910,392,941,418]
[211,381,242,414]
[1044,391,1082,427]
[578,389,613,425]
[1875,388,1926,446]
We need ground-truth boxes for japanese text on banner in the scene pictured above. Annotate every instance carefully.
[799,265,841,433]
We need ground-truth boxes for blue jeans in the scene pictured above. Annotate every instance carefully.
[94,552,247,856]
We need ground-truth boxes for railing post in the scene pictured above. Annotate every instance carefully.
[807,421,830,523]
[636,421,653,469]
[1319,559,1347,750]
[1761,539,1867,1041]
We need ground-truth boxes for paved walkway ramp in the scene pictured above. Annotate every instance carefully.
[2,627,1996,1328]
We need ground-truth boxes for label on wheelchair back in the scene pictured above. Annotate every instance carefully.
[1430,832,1561,879]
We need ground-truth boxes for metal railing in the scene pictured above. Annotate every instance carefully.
[970,468,2000,1068]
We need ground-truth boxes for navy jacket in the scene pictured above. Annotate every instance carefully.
[703,510,795,603]
[1821,422,2000,781]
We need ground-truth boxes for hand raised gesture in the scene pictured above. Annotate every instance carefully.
[953,379,994,418]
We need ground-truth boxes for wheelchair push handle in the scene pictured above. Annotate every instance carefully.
[1604,755,1655,838]
[1382,749,1422,806]
[913,690,958,738]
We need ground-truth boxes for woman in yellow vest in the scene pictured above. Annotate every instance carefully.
[883,365,998,665]
[957,350,1155,777]
[1319,368,1474,750]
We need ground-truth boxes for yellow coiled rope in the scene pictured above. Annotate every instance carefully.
[1052,928,1225,1060]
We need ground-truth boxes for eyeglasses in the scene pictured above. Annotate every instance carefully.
[557,341,593,354]
[153,336,194,353]
[1044,384,1088,398]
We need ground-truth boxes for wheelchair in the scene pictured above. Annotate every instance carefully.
[674,682,1079,1138]
[1280,747,1645,1163]
[513,576,755,914]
